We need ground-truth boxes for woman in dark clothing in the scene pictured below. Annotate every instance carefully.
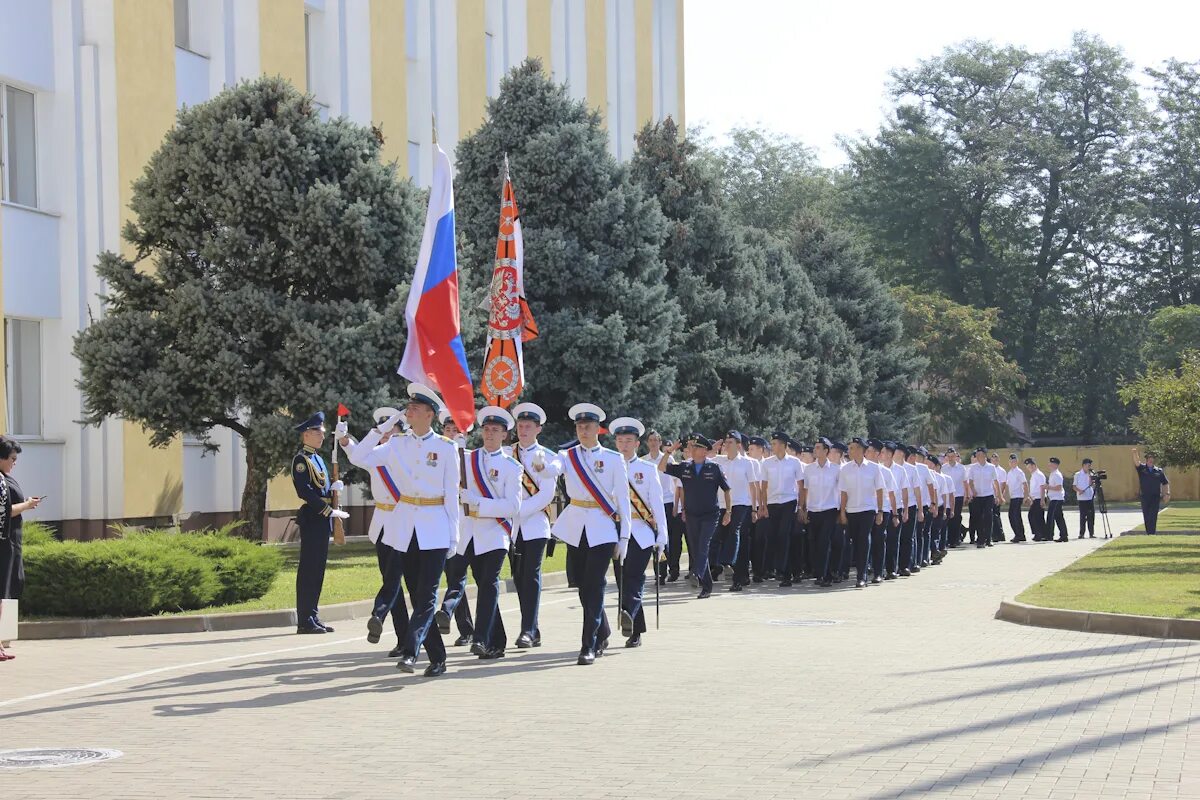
[0,437,42,661]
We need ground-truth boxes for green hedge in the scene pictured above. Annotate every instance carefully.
[22,526,283,618]
[22,522,57,547]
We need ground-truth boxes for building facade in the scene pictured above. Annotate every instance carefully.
[0,0,685,538]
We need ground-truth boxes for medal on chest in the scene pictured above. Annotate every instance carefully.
[426,452,438,468]
[594,460,605,474]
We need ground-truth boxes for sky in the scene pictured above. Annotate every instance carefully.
[684,0,1200,166]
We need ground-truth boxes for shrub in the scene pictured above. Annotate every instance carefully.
[21,525,281,618]
[21,522,57,546]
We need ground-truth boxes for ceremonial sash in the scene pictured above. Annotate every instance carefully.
[470,449,514,535]
[375,466,401,502]
[566,446,618,520]
[520,468,552,520]
[627,477,657,531]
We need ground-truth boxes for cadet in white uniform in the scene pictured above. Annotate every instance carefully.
[435,409,475,646]
[553,404,632,666]
[355,383,460,677]
[1005,454,1029,542]
[510,402,562,648]
[1045,457,1069,542]
[943,449,967,546]
[647,430,683,585]
[838,437,886,588]
[761,432,804,586]
[454,406,522,660]
[1024,458,1048,540]
[337,407,409,656]
[801,436,841,586]
[965,447,999,550]
[1074,458,1096,539]
[711,432,758,589]
[611,417,668,647]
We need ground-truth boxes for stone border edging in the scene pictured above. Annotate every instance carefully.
[996,598,1200,640]
[17,569,574,641]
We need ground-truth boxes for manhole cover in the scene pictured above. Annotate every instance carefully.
[0,749,123,770]
[767,619,841,627]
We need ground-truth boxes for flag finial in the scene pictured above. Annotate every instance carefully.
[431,115,438,145]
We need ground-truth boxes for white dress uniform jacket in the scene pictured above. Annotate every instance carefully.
[343,435,400,544]
[625,455,669,551]
[458,447,523,556]
[354,428,461,552]
[552,443,633,547]
[515,442,562,541]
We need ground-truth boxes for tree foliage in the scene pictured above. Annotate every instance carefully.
[1120,351,1200,468]
[74,77,423,535]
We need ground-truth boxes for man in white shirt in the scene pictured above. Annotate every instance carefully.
[1045,456,1069,542]
[801,436,842,587]
[866,439,900,582]
[965,447,1000,549]
[838,437,885,588]
[943,448,967,547]
[711,432,758,590]
[647,431,684,584]
[1004,453,1029,543]
[908,446,938,569]
[1074,458,1096,539]
[1024,458,1048,541]
[926,454,950,563]
[761,431,804,586]
[893,444,919,576]
[989,453,1008,543]
[829,441,853,581]
[785,438,811,581]
[735,435,768,588]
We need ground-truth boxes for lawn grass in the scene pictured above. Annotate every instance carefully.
[1132,501,1200,531]
[174,539,570,616]
[1017,535,1200,619]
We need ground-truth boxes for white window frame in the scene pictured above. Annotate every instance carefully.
[5,317,43,438]
[0,82,39,210]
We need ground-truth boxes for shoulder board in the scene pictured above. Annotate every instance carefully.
[503,454,520,466]
[436,434,453,444]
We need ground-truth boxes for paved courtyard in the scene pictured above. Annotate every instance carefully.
[6,509,1200,799]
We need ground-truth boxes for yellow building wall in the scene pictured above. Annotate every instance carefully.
[633,0,653,129]
[527,0,552,72]
[113,0,183,519]
[584,0,607,121]
[457,0,488,136]
[675,0,685,130]
[259,0,307,88]
[370,0,407,169]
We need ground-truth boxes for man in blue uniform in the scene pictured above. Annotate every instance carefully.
[658,435,731,599]
[1133,448,1171,535]
[292,412,349,634]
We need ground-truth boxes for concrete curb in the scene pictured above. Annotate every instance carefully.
[18,569,576,640]
[996,598,1200,640]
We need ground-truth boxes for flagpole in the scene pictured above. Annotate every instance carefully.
[432,114,438,146]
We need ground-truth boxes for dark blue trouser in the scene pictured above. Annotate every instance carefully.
[686,510,720,591]
[846,511,873,582]
[470,545,507,651]
[374,536,447,662]
[568,531,613,651]
[374,537,408,643]
[807,508,836,581]
[1009,498,1027,540]
[951,496,965,544]
[1141,495,1161,535]
[440,552,475,637]
[1047,499,1068,540]
[712,504,749,572]
[971,496,995,544]
[766,501,796,579]
[513,533,547,638]
[885,510,903,574]
[1029,499,1046,539]
[916,506,931,564]
[830,521,847,578]
[871,511,891,578]
[295,506,330,627]
[621,538,653,636]
[899,505,917,571]
[658,503,684,579]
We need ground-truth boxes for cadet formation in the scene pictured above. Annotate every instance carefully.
[288,384,1169,678]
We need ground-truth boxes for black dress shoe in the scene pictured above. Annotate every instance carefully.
[688,574,700,588]
[909,565,921,573]
[478,647,505,660]
[470,642,488,657]
[625,634,642,648]
[396,656,416,673]
[658,576,667,586]
[729,582,743,592]
[779,578,794,587]
[515,632,535,649]
[597,638,609,656]
[619,610,635,637]
[531,633,542,647]
[434,609,451,635]
[856,579,866,588]
[387,644,404,658]
[899,568,911,576]
[697,587,712,599]
[423,661,447,677]
[315,620,335,633]
[453,634,472,647]
[297,625,327,634]
[577,649,596,665]
[366,615,383,644]
[667,574,680,583]
[871,576,882,584]
[885,572,897,580]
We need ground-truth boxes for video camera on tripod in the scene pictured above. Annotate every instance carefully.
[1088,468,1108,482]
[1086,466,1112,538]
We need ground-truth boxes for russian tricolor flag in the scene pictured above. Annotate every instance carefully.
[398,144,475,431]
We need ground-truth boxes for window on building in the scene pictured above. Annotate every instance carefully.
[1,85,37,208]
[304,12,314,94]
[405,0,419,60]
[174,0,191,49]
[5,319,41,436]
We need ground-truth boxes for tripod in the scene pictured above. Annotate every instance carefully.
[1094,481,1113,539]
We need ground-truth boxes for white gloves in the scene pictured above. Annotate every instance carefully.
[334,420,348,438]
[330,480,345,492]
[618,538,629,562]
[378,412,403,434]
[330,509,350,520]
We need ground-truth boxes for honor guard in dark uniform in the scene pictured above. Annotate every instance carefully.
[292,412,348,634]
[553,404,632,666]
[355,383,460,677]
[658,434,731,599]
[1133,448,1171,535]
[435,408,477,647]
